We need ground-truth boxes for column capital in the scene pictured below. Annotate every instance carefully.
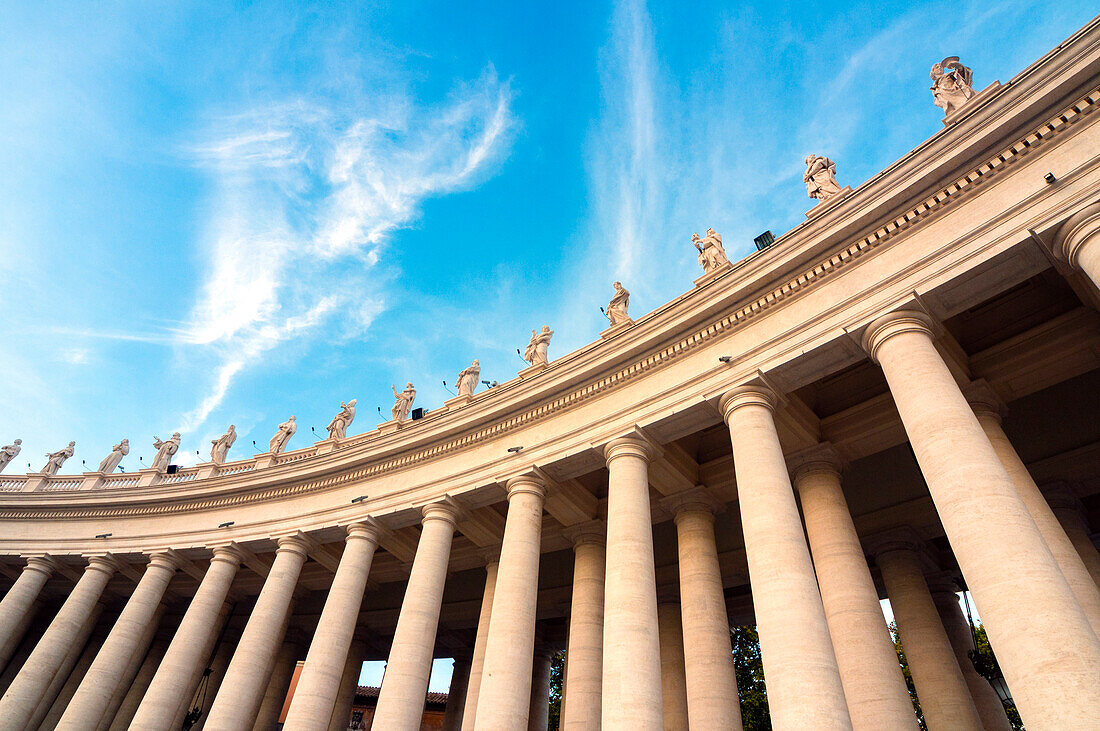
[864,527,928,562]
[860,309,937,363]
[207,542,247,565]
[1053,200,1100,267]
[422,499,461,527]
[477,545,502,566]
[603,435,655,465]
[82,553,124,576]
[145,549,184,572]
[661,486,724,521]
[346,519,383,544]
[505,474,547,501]
[718,384,778,421]
[786,442,845,484]
[21,554,60,576]
[562,519,606,547]
[273,531,314,557]
[926,572,962,604]
[1039,481,1082,512]
[963,379,1006,422]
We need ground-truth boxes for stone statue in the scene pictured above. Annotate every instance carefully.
[210,425,236,464]
[804,155,843,202]
[692,228,730,273]
[42,441,75,476]
[270,416,296,455]
[930,56,975,116]
[98,439,129,473]
[456,360,481,398]
[524,326,554,367]
[326,399,357,440]
[0,439,22,474]
[392,383,416,422]
[607,282,631,325]
[151,433,181,473]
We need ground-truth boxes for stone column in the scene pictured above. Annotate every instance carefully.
[528,645,554,731]
[58,551,181,729]
[661,489,743,730]
[284,522,381,729]
[657,600,689,731]
[191,625,240,731]
[460,557,499,731]
[327,639,367,731]
[204,533,312,729]
[251,639,300,731]
[441,655,471,731]
[476,476,548,729]
[372,501,460,729]
[601,436,663,730]
[0,555,56,672]
[28,603,107,730]
[863,310,1100,725]
[968,384,1100,635]
[131,545,243,730]
[560,521,604,731]
[108,622,174,731]
[719,386,853,729]
[790,445,916,729]
[0,554,119,728]
[928,577,1012,731]
[94,602,167,731]
[874,539,982,730]
[1044,484,1100,588]
[1054,200,1100,288]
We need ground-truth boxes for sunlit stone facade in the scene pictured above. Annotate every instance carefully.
[3,16,1100,731]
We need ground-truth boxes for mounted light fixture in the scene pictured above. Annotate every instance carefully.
[351,495,368,504]
[507,446,523,453]
[95,532,112,539]
[218,521,234,528]
[1044,172,1057,184]
[718,356,733,363]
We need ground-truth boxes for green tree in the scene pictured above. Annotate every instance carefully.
[547,650,564,730]
[731,625,771,730]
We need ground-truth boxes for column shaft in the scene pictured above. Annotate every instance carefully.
[37,609,109,730]
[475,478,547,728]
[440,656,471,731]
[191,626,240,731]
[251,639,300,731]
[561,531,604,731]
[719,387,852,729]
[601,437,662,730]
[108,624,174,731]
[372,502,459,729]
[1049,497,1100,587]
[460,560,498,731]
[793,458,917,729]
[657,601,689,731]
[204,534,311,730]
[284,523,380,729]
[0,555,118,729]
[327,639,367,731]
[0,556,55,672]
[864,311,1100,725]
[131,546,242,730]
[94,602,166,731]
[528,648,553,731]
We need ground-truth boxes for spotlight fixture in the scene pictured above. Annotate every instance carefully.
[507,446,523,453]
[95,532,112,539]
[1044,172,1057,184]
[351,495,368,504]
[718,356,733,363]
[218,521,235,528]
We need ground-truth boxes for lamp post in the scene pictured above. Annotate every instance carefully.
[962,590,1013,706]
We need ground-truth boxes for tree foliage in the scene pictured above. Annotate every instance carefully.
[547,650,564,730]
[732,625,771,730]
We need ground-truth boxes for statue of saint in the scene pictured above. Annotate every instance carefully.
[392,383,416,422]
[270,416,297,455]
[326,400,357,440]
[151,433,181,473]
[524,326,554,367]
[456,360,481,397]
[42,441,76,476]
[210,425,236,465]
[804,155,843,202]
[692,228,730,273]
[98,439,129,473]
[607,282,631,325]
[930,57,975,116]
[0,439,22,474]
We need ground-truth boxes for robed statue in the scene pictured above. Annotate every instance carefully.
[524,326,554,367]
[606,282,631,325]
[392,383,416,422]
[42,441,76,476]
[326,400,357,440]
[457,360,481,398]
[151,433,181,473]
[270,416,297,455]
[210,425,236,465]
[692,228,729,274]
[804,155,843,202]
[930,56,975,116]
[0,439,22,474]
[98,439,129,473]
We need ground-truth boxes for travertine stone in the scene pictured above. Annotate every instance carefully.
[107,625,174,731]
[94,602,165,731]
[440,655,471,731]
[968,385,1100,636]
[373,501,460,729]
[657,600,688,731]
[1044,484,1100,588]
[874,540,982,730]
[192,625,240,731]
[928,577,1013,731]
[204,534,311,729]
[790,447,917,730]
[561,522,605,731]
[528,645,554,731]
[210,426,236,464]
[42,441,76,475]
[457,360,481,398]
[29,604,106,730]
[251,637,301,731]
[523,326,554,367]
[269,416,297,455]
[719,386,853,730]
[804,154,842,201]
[58,551,181,730]
[460,557,499,731]
[1054,200,1100,288]
[325,399,357,440]
[284,522,381,729]
[327,639,367,731]
[0,555,118,728]
[930,57,975,115]
[606,282,632,326]
[476,477,548,728]
[863,310,1100,725]
[601,436,662,730]
[665,490,743,730]
[0,556,56,672]
[131,545,243,730]
[150,433,181,473]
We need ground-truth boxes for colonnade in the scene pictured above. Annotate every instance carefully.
[0,298,1099,729]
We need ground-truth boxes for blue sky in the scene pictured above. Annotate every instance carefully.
[0,0,1089,689]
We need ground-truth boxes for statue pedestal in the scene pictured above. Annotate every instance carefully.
[445,394,472,409]
[22,473,47,492]
[315,438,342,455]
[600,319,635,339]
[136,468,163,487]
[942,81,1001,126]
[195,463,218,480]
[518,362,547,379]
[805,186,853,219]
[693,261,733,288]
[81,472,106,491]
[377,420,406,435]
[254,453,277,469]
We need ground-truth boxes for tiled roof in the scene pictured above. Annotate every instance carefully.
[354,686,449,706]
